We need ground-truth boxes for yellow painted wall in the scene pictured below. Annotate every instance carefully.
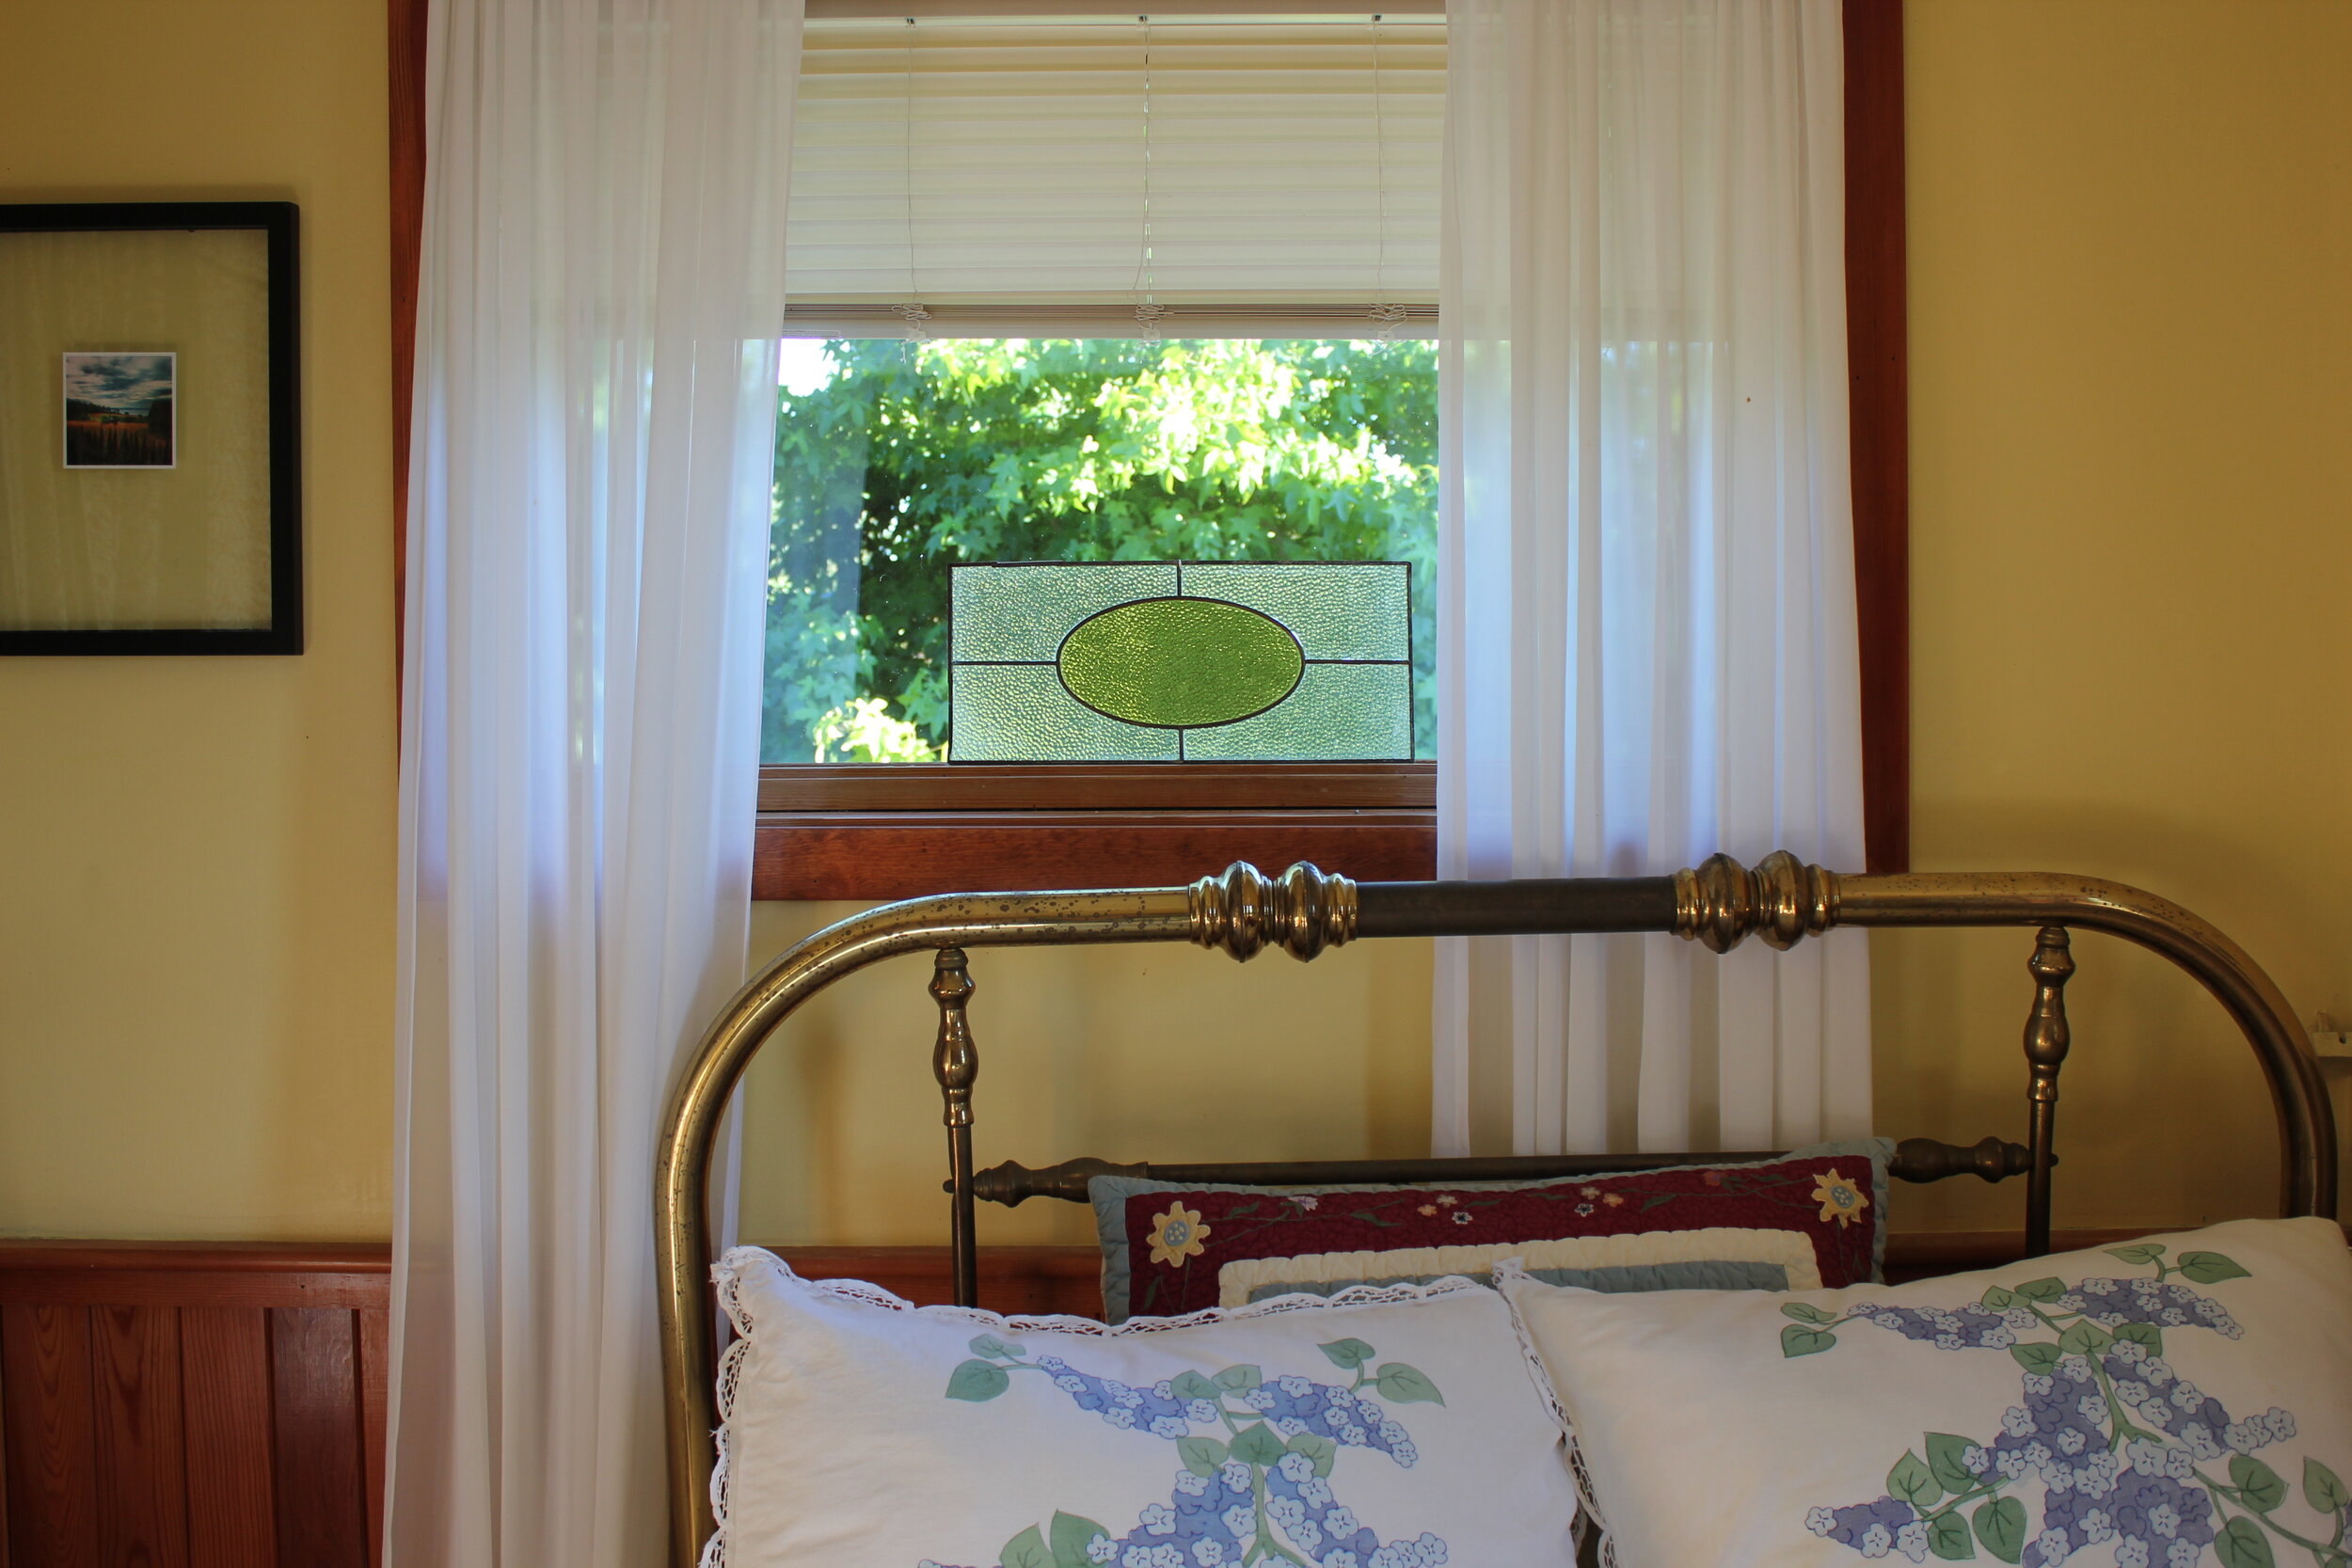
[0,0,398,1239]
[1879,0,2352,1231]
[735,905,1434,1246]
[1,0,2344,1245]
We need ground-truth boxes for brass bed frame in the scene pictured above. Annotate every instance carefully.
[655,853,2341,1567]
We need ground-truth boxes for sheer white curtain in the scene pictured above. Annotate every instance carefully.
[388,0,801,1561]
[1433,0,1869,1159]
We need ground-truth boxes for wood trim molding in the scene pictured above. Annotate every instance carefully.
[387,1,1913,890]
[760,762,1434,814]
[389,0,427,677]
[0,1243,391,1276]
[754,810,1436,900]
[1844,0,1912,874]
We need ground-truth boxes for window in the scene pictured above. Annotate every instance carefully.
[388,0,1911,893]
[755,11,1447,896]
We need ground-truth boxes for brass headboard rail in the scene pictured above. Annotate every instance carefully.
[654,853,2338,1568]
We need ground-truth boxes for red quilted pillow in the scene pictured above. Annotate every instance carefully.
[1106,1148,1889,1322]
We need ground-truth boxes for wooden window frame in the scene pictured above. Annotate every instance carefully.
[389,0,1908,901]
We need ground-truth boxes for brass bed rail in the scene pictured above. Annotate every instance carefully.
[654,853,2339,1568]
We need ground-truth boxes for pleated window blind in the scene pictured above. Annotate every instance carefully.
[784,12,1444,335]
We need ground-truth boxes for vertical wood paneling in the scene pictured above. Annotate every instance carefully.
[181,1307,276,1568]
[91,1306,188,1568]
[356,1308,389,1568]
[2,1305,100,1568]
[0,1338,10,1568]
[269,1310,367,1568]
[0,1248,388,1568]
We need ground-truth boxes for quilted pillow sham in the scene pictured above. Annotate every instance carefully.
[1500,1216,2352,1568]
[1090,1141,1893,1323]
[706,1247,1579,1568]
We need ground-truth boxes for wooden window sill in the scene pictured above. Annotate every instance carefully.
[752,763,1436,899]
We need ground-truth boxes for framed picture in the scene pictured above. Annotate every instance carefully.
[0,201,301,654]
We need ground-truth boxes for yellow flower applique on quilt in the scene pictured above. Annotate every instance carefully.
[1147,1203,1210,1267]
[1812,1169,1869,1227]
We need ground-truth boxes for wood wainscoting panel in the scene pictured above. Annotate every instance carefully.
[0,1244,389,1568]
[91,1306,187,1568]
[270,1309,371,1568]
[181,1307,277,1568]
[1,1304,100,1568]
[358,1308,390,1568]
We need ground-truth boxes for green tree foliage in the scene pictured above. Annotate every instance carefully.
[762,338,1438,763]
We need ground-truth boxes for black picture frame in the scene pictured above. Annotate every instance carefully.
[0,200,302,655]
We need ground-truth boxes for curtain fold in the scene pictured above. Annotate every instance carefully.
[1434,0,1869,1159]
[389,0,802,1560]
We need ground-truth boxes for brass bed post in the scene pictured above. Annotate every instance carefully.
[2021,927,2075,1258]
[932,947,981,1308]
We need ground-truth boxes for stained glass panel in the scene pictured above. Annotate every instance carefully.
[948,561,1411,762]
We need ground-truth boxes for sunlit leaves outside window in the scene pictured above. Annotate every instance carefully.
[762,338,1437,764]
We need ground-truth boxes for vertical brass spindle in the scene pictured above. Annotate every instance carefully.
[931,947,979,1307]
[2022,927,2075,1258]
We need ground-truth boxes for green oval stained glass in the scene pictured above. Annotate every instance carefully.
[1057,597,1305,728]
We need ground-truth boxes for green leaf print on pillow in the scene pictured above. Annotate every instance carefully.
[920,1340,1454,1568]
[1792,1247,2352,1567]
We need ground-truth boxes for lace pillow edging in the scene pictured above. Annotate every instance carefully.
[698,1248,1495,1567]
[698,1261,763,1568]
[1492,1258,1616,1568]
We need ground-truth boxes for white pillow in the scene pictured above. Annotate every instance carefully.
[707,1247,1578,1568]
[1500,1217,2352,1568]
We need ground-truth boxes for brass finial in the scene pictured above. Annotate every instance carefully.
[930,946,977,1129]
[2024,926,2075,1094]
[2021,926,2075,1258]
[1188,861,1360,961]
[1671,849,1840,953]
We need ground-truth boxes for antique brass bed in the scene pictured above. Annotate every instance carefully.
[655,853,2341,1567]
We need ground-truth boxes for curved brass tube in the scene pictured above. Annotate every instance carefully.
[655,860,2338,1567]
[1834,871,2336,1220]
[656,887,1193,1568]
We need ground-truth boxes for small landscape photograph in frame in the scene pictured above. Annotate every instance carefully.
[0,200,301,655]
[63,352,177,469]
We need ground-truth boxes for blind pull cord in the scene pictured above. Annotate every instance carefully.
[898,17,930,352]
[1368,14,1404,341]
[1133,14,1164,343]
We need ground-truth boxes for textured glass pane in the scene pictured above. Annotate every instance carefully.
[1181,662,1412,761]
[1179,561,1409,662]
[949,663,1180,761]
[948,560,1413,762]
[950,562,1179,662]
[1058,599,1304,726]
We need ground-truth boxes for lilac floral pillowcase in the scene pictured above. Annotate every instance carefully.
[1498,1216,2352,1568]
